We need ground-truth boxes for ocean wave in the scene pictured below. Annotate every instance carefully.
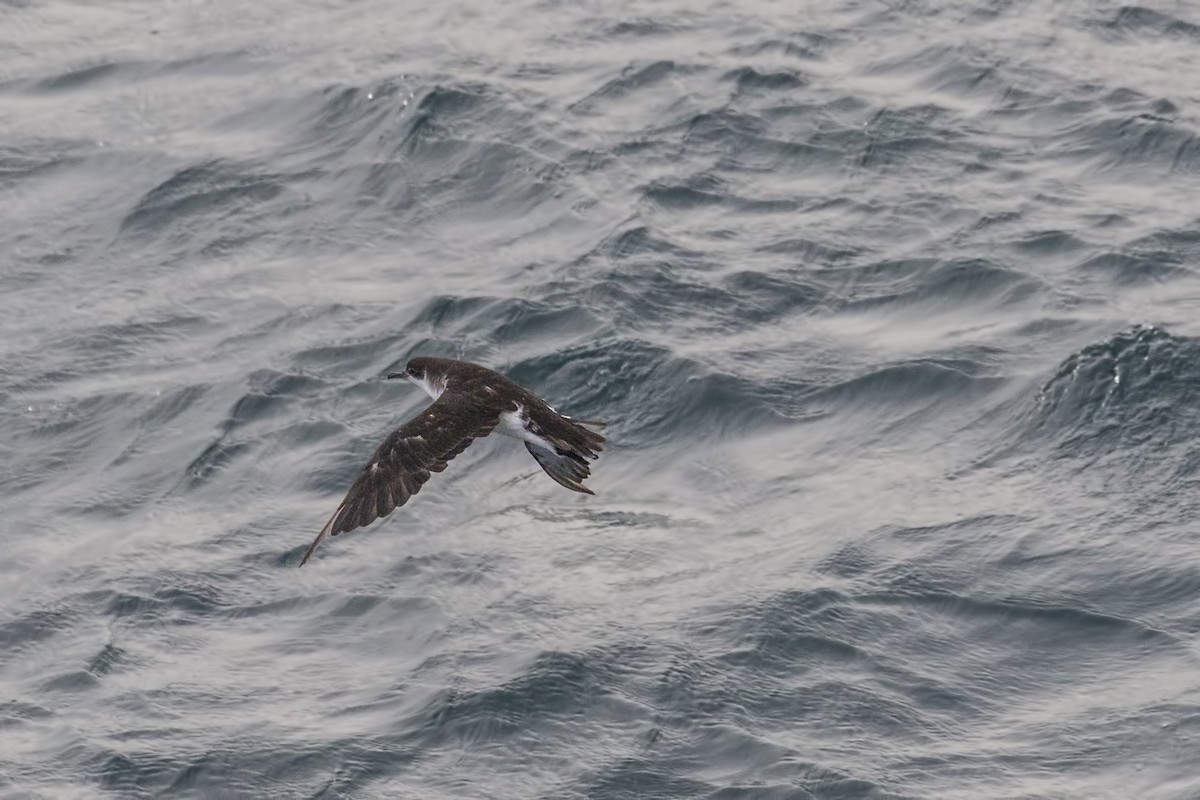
[1027,325,1200,455]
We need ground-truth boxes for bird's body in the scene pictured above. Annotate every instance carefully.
[299,357,605,566]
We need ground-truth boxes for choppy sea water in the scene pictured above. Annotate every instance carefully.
[4,1,1200,797]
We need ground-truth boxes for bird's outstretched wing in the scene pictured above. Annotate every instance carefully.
[299,393,500,566]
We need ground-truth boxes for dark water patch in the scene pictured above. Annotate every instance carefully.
[728,33,835,61]
[291,332,408,375]
[1125,222,1200,264]
[986,84,1093,126]
[284,80,576,233]
[643,178,801,214]
[692,577,1180,777]
[382,551,506,587]
[560,146,619,177]
[862,588,1176,649]
[325,593,435,620]
[85,641,125,678]
[858,132,968,172]
[679,108,766,150]
[1063,560,1200,633]
[63,314,213,368]
[227,369,327,428]
[9,51,255,94]
[573,227,834,337]
[0,605,82,667]
[811,360,1001,415]
[570,761,713,800]
[409,294,507,334]
[1149,97,1180,118]
[1010,229,1088,257]
[125,384,210,434]
[32,61,126,93]
[294,737,424,799]
[39,669,101,693]
[80,737,348,799]
[1024,325,1200,461]
[754,236,862,267]
[489,297,606,348]
[965,0,1037,23]
[687,589,954,736]
[578,264,728,331]
[1097,6,1200,41]
[383,135,561,221]
[916,50,1010,101]
[599,16,686,39]
[816,528,1190,667]
[651,636,939,750]
[836,257,1044,312]
[118,160,302,245]
[5,313,213,392]
[574,742,908,800]
[264,418,346,457]
[881,515,1029,546]
[185,437,256,488]
[720,622,865,677]
[0,700,52,729]
[958,205,1026,236]
[854,103,974,170]
[86,747,172,796]
[211,302,363,359]
[2,390,168,500]
[1056,113,1200,176]
[225,79,422,171]
[212,594,323,621]
[395,82,491,134]
[295,78,578,230]
[570,60,701,115]
[409,647,641,749]
[1096,84,1142,108]
[1081,211,1135,230]
[676,111,850,176]
[17,391,141,440]
[718,270,830,324]
[0,143,84,189]
[100,583,231,625]
[511,339,791,441]
[722,66,809,95]
[597,224,701,264]
[1077,250,1191,285]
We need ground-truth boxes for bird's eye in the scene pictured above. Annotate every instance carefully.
[407,366,419,376]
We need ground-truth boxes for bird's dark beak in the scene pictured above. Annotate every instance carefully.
[386,372,405,380]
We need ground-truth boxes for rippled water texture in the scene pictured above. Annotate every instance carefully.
[4,1,1200,797]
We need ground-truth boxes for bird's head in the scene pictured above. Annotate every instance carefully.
[387,356,447,400]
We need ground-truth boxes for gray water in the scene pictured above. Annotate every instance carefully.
[4,1,1200,797]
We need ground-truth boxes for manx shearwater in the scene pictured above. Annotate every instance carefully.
[299,356,605,566]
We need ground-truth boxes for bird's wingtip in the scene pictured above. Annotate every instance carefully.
[299,510,340,567]
[298,542,318,567]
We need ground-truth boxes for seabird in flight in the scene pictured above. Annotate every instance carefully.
[299,356,605,566]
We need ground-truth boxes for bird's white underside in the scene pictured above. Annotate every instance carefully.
[498,407,555,452]
[410,372,555,454]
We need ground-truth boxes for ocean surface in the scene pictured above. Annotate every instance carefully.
[3,1,1200,797]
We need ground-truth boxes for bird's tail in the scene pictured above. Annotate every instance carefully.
[525,443,595,495]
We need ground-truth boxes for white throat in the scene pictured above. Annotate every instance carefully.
[412,373,446,400]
